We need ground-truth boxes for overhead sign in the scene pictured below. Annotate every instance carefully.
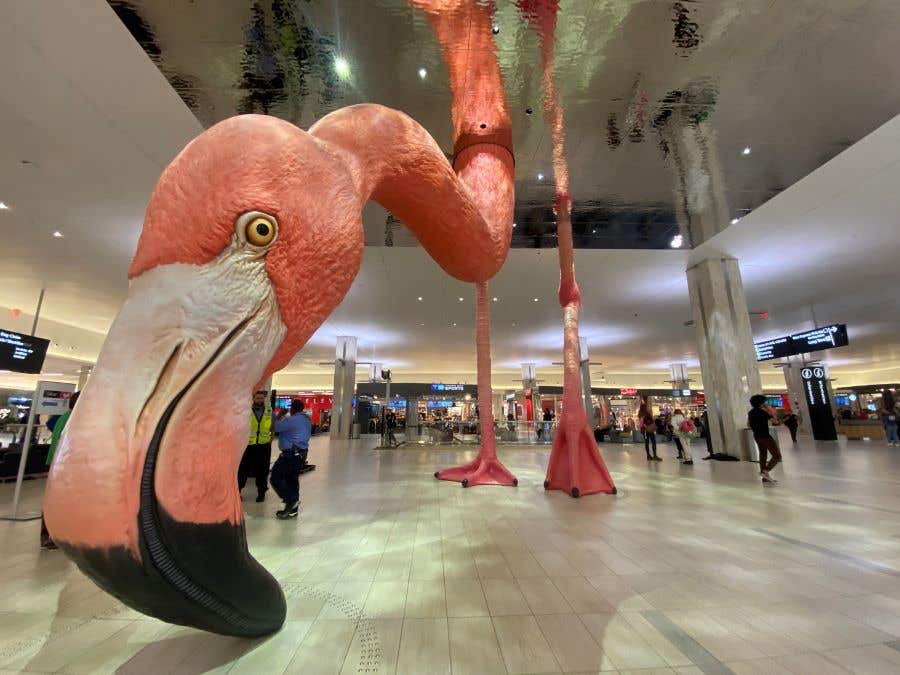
[755,324,848,361]
[0,330,50,374]
[619,388,638,396]
[801,366,837,441]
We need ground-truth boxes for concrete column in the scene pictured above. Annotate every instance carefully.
[77,365,92,391]
[687,258,762,456]
[330,336,357,440]
[578,338,596,426]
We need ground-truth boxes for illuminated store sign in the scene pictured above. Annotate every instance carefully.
[431,383,464,392]
[754,324,848,361]
[619,388,638,396]
[0,329,50,374]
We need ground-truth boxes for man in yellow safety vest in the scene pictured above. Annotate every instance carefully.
[238,390,274,502]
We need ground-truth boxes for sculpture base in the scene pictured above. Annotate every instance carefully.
[434,455,518,488]
[544,424,616,497]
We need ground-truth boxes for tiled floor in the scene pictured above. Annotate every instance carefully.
[3,431,900,674]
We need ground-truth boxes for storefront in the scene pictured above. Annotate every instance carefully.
[355,382,479,435]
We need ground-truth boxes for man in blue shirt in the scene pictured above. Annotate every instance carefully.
[270,399,312,519]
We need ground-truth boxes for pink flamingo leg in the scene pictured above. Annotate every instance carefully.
[416,0,518,487]
[520,0,616,496]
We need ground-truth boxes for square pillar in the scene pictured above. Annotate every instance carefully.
[330,336,357,440]
[687,258,762,456]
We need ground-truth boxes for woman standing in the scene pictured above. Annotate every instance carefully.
[638,402,660,461]
[671,409,694,465]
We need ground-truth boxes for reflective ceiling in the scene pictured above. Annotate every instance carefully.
[109,0,900,249]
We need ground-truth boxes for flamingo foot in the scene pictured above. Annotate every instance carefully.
[435,455,517,487]
[545,424,616,497]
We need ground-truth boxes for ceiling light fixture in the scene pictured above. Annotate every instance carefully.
[492,297,498,302]
[334,56,351,78]
[458,297,464,302]
[730,217,739,225]
[418,67,427,79]
[53,231,64,238]
[452,322,457,326]
[742,146,751,155]
[670,234,683,248]
[512,222,517,228]
[537,173,544,181]
[0,202,8,210]
[492,24,500,35]
[417,296,423,301]
[533,297,539,302]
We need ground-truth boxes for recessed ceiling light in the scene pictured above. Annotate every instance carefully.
[452,322,457,326]
[53,231,64,238]
[512,222,517,228]
[0,202,8,210]
[492,297,498,302]
[537,173,544,181]
[670,234,683,248]
[419,322,425,326]
[592,229,597,234]
[742,146,751,155]
[334,56,350,78]
[458,297,464,302]
[730,217,739,225]
[418,67,427,79]
[533,297,539,302]
[417,296,423,301]
[492,24,500,35]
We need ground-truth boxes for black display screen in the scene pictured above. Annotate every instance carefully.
[755,324,848,361]
[0,330,50,374]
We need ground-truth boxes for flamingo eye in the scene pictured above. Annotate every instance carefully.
[236,212,278,248]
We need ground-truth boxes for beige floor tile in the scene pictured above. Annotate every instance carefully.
[445,577,490,618]
[229,620,313,675]
[340,618,403,675]
[284,619,357,675]
[3,618,132,672]
[517,576,573,614]
[319,580,372,620]
[536,613,609,672]
[340,554,383,581]
[58,619,171,674]
[617,611,694,668]
[581,612,667,671]
[482,578,532,616]
[774,651,854,674]
[505,551,548,578]
[551,576,616,614]
[364,581,409,619]
[448,617,507,675]
[492,615,561,674]
[396,618,450,675]
[404,579,447,618]
[725,657,795,675]
[823,644,900,674]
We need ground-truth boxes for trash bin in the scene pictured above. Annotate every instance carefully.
[738,428,759,463]
[350,422,360,439]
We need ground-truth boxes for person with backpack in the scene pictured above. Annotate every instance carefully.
[670,408,694,465]
[880,390,899,446]
[638,402,660,461]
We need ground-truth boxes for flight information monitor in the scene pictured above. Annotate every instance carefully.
[0,329,50,374]
[754,324,848,361]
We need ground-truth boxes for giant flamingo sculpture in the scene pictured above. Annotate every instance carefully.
[43,104,514,636]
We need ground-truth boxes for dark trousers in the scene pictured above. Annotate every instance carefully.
[238,442,272,497]
[271,451,305,505]
[673,436,685,458]
[643,431,657,458]
[786,424,798,442]
[757,436,782,473]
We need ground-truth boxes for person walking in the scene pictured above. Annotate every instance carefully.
[41,391,80,549]
[638,402,660,461]
[701,408,714,457]
[270,399,312,520]
[880,390,899,446]
[749,394,782,483]
[671,409,694,465]
[783,411,800,444]
[238,391,274,503]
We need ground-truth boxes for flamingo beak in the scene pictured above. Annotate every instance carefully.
[45,248,289,636]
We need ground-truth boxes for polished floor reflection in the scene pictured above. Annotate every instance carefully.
[3,432,900,673]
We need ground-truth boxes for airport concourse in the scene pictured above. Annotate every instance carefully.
[1,1,900,674]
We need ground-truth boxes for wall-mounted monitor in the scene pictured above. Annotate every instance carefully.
[0,330,50,374]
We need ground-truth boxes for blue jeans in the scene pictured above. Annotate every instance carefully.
[886,422,899,443]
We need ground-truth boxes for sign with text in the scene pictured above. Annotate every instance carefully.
[0,330,50,374]
[755,324,848,361]
[801,366,837,441]
[33,381,76,415]
[431,383,464,392]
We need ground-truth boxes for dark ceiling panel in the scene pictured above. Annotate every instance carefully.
[108,0,900,250]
